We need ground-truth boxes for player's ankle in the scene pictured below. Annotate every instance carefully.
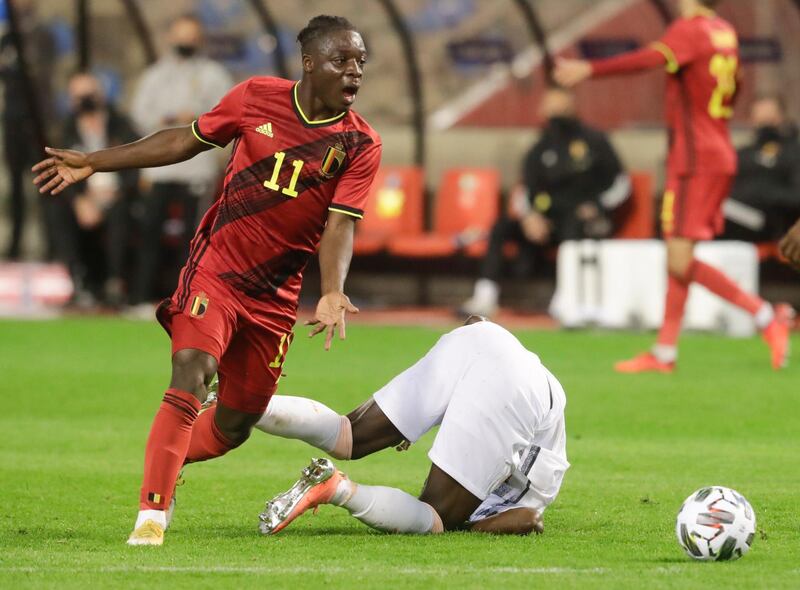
[331,479,356,506]
[755,303,774,330]
[135,509,167,530]
[652,344,677,364]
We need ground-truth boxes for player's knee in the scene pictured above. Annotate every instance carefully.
[170,349,217,399]
[667,257,692,281]
[213,408,258,445]
[418,495,461,532]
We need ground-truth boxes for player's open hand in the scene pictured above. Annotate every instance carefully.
[553,58,592,88]
[306,291,359,351]
[32,147,94,195]
[779,217,800,270]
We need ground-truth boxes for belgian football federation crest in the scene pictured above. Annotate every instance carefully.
[190,293,209,318]
[320,142,346,178]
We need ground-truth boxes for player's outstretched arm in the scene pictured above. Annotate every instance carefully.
[468,508,544,535]
[307,211,360,350]
[554,46,667,87]
[32,125,211,195]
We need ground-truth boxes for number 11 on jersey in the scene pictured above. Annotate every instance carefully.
[263,151,304,198]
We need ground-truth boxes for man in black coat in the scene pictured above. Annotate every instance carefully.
[461,86,630,317]
[50,71,139,306]
[721,95,800,243]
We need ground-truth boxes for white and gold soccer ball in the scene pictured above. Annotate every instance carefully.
[675,486,756,561]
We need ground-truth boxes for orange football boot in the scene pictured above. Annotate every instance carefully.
[614,352,675,374]
[258,458,349,535]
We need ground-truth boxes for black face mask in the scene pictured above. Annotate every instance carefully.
[756,125,782,144]
[75,95,101,114]
[174,44,198,58]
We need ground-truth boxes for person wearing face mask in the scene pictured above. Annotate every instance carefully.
[49,71,139,307]
[720,95,800,243]
[460,86,630,318]
[0,0,56,259]
[129,14,232,309]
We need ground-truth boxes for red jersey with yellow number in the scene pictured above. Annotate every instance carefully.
[652,12,739,175]
[185,76,381,318]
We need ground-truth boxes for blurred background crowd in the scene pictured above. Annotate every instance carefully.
[2,0,799,318]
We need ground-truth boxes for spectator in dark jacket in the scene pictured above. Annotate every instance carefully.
[461,86,630,317]
[50,71,139,306]
[1,0,56,259]
[721,95,800,242]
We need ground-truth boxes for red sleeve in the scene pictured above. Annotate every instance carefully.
[192,79,249,149]
[653,20,699,72]
[590,47,667,77]
[329,139,382,219]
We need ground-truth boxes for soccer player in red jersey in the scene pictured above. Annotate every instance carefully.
[32,15,381,544]
[555,0,793,373]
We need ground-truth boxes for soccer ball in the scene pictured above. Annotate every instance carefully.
[675,486,756,561]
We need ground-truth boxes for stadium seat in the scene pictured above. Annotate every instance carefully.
[388,167,500,258]
[615,171,654,239]
[353,166,425,256]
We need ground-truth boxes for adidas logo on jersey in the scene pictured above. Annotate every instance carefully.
[256,122,274,138]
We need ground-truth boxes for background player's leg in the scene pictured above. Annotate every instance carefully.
[136,349,216,528]
[652,237,696,363]
[687,259,771,322]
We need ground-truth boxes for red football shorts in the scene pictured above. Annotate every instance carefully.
[156,265,294,415]
[661,173,733,241]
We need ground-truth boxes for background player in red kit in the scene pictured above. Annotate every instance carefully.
[32,15,381,545]
[555,0,793,373]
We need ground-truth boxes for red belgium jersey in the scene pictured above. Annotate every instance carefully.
[186,76,381,319]
[653,13,739,175]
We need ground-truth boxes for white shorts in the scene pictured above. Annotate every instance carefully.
[374,322,568,503]
[428,366,568,501]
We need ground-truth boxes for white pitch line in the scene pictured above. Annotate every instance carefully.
[0,565,608,575]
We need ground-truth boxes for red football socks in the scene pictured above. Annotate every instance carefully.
[657,259,766,351]
[184,405,239,464]
[656,274,690,348]
[689,260,763,315]
[139,388,200,510]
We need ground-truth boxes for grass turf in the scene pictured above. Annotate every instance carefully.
[1,318,798,589]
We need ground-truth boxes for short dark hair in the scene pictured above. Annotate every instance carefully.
[297,15,357,52]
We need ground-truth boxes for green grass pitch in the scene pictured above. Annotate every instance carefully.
[1,318,799,589]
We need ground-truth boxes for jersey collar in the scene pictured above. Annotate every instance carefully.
[292,81,347,128]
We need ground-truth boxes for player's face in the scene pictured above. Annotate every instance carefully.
[308,31,367,111]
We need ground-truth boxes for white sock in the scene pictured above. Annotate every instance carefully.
[255,395,351,459]
[134,509,166,530]
[755,303,774,330]
[331,481,443,534]
[652,344,677,363]
[474,278,500,304]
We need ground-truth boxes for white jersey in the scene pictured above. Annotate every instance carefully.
[373,321,569,521]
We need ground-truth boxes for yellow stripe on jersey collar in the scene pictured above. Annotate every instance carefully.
[293,81,347,126]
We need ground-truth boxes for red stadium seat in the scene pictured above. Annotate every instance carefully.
[353,166,424,255]
[388,167,500,258]
[615,171,655,239]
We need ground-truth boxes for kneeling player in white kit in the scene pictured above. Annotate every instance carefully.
[254,317,569,535]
